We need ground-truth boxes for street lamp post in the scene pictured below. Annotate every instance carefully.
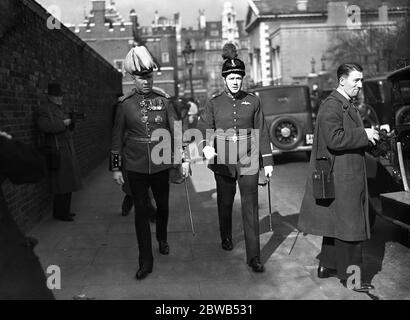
[182,40,196,100]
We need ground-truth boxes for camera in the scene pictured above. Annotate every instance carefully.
[368,128,395,158]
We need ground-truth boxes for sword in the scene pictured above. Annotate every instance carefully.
[267,178,273,232]
[184,173,195,236]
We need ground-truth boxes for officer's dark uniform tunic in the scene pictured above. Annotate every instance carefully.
[111,89,179,268]
[202,90,273,263]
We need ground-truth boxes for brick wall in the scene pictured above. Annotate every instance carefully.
[0,0,122,232]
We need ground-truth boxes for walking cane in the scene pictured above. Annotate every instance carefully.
[288,230,300,255]
[267,178,273,233]
[184,173,196,236]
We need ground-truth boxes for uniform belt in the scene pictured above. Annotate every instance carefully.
[216,133,252,142]
[128,136,160,143]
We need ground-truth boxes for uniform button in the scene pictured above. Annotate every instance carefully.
[234,126,237,129]
[233,112,237,115]
[233,119,237,122]
[233,105,236,107]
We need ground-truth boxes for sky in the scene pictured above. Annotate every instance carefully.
[35,0,249,28]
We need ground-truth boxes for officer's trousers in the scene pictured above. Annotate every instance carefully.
[127,169,169,268]
[214,172,260,264]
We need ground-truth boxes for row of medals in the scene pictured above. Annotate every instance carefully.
[140,99,163,124]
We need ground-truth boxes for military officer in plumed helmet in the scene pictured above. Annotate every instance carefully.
[200,43,274,272]
[111,46,190,280]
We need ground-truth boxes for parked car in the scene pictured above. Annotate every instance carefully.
[360,73,410,128]
[249,85,314,157]
[363,66,410,229]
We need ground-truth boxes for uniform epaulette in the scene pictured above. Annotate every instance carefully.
[152,88,171,99]
[248,92,257,97]
[211,92,222,99]
[118,89,136,103]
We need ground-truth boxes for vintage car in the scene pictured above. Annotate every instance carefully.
[364,66,410,232]
[360,73,410,128]
[249,85,314,157]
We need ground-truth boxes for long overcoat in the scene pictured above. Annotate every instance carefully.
[37,101,83,194]
[298,90,371,241]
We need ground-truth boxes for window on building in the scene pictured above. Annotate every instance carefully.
[210,30,219,37]
[211,23,217,28]
[162,52,169,63]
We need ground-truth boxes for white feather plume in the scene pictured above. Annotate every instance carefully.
[124,46,157,75]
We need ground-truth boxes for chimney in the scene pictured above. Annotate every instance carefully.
[199,9,206,30]
[296,0,308,11]
[92,0,106,25]
[379,3,388,23]
[327,1,348,26]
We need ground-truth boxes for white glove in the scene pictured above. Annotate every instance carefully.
[365,128,380,145]
[264,165,273,178]
[203,145,217,160]
[113,171,124,185]
[181,162,191,177]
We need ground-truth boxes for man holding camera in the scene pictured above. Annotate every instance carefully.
[36,83,83,221]
[298,63,380,292]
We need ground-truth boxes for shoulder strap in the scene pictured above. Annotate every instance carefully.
[315,104,349,173]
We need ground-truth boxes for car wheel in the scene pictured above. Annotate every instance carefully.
[270,116,303,150]
[395,105,410,126]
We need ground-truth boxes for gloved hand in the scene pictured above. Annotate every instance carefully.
[181,162,191,177]
[264,165,273,178]
[203,145,217,160]
[113,171,124,185]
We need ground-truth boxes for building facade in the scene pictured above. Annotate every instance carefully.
[245,0,410,88]
[70,1,179,95]
[180,2,250,106]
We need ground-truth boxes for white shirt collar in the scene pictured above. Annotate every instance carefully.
[336,88,351,102]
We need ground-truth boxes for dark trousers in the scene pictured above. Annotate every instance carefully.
[127,169,170,268]
[53,193,72,218]
[318,236,363,280]
[214,173,260,264]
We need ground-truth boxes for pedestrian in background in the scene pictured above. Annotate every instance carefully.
[110,46,190,280]
[36,83,83,222]
[298,63,380,292]
[200,43,273,273]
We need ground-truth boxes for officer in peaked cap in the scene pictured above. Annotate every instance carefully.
[110,46,190,280]
[199,43,274,273]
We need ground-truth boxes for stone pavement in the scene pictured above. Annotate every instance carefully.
[30,157,410,300]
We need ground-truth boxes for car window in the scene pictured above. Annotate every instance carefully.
[253,87,311,115]
[399,80,410,102]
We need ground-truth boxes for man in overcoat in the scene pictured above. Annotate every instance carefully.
[36,83,83,221]
[298,63,380,292]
